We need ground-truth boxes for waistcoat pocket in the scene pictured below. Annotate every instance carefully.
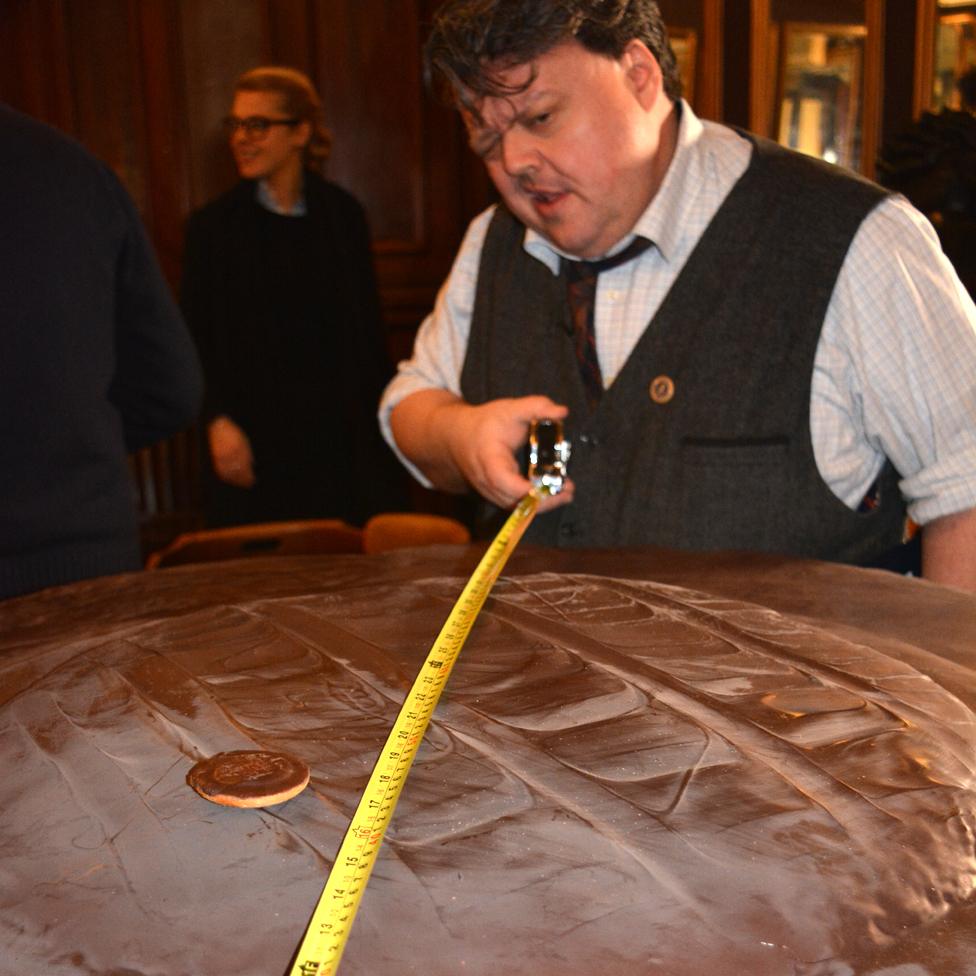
[679,437,790,551]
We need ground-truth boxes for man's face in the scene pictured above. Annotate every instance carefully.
[465,39,666,259]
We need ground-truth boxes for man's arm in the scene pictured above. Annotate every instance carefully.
[390,389,574,512]
[108,168,203,451]
[382,207,573,512]
[818,196,976,589]
[922,506,976,593]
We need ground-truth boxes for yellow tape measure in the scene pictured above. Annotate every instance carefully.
[288,490,541,976]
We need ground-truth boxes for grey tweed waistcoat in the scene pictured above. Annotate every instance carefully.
[460,133,907,563]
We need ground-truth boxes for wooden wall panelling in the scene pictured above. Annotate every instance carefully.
[308,1,476,356]
[750,0,774,137]
[63,0,147,207]
[178,0,273,213]
[658,0,725,121]
[2,1,188,281]
[265,0,316,71]
[314,0,425,250]
[700,0,725,120]
[862,0,884,178]
[723,0,753,127]
[0,0,75,130]
[916,0,937,114]
[133,0,192,286]
[876,0,920,144]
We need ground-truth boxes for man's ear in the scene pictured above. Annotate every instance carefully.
[620,38,663,109]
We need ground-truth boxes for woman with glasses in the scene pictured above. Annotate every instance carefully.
[181,66,403,527]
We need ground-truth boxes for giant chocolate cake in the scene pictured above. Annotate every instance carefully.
[3,545,976,975]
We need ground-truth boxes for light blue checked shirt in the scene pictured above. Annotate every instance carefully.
[380,102,976,526]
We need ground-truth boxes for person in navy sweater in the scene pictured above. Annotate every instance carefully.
[0,103,203,600]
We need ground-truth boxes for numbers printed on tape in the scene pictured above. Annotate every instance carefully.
[288,492,540,976]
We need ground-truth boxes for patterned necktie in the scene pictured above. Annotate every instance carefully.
[564,235,652,410]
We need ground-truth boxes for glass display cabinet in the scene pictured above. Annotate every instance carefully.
[750,0,883,177]
[919,0,976,111]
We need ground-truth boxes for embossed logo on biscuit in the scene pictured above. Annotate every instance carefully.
[212,752,290,784]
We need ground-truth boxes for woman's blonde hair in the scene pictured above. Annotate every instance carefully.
[234,66,332,168]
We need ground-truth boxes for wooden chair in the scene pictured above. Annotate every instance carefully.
[145,519,363,569]
[129,427,205,561]
[362,512,471,554]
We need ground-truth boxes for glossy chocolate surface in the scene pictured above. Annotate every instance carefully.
[2,546,976,976]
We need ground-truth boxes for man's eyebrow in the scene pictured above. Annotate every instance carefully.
[464,88,555,157]
[469,127,501,158]
[513,87,549,110]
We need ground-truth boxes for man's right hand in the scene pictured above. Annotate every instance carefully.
[208,415,255,488]
[390,390,574,513]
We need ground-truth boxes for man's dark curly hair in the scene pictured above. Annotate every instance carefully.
[423,0,682,116]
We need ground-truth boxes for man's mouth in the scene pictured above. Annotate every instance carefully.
[526,187,566,210]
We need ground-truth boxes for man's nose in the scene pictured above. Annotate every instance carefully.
[498,128,538,177]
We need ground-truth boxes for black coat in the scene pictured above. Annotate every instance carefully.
[181,173,405,526]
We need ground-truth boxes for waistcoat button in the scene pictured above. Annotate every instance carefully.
[649,375,675,404]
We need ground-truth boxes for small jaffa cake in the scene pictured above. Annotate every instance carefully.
[186,749,310,808]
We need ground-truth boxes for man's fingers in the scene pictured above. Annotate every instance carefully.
[514,396,569,424]
[473,439,532,507]
[443,396,573,509]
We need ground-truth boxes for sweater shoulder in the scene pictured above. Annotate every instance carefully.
[305,172,367,220]
[1,104,125,199]
[186,181,255,227]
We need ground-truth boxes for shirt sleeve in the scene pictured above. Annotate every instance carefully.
[377,206,495,484]
[812,193,976,525]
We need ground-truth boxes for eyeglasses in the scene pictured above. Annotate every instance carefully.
[222,115,301,138]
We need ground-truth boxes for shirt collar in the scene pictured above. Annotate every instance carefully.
[256,179,307,216]
[523,98,708,274]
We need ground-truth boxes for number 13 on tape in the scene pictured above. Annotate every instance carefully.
[288,490,541,976]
